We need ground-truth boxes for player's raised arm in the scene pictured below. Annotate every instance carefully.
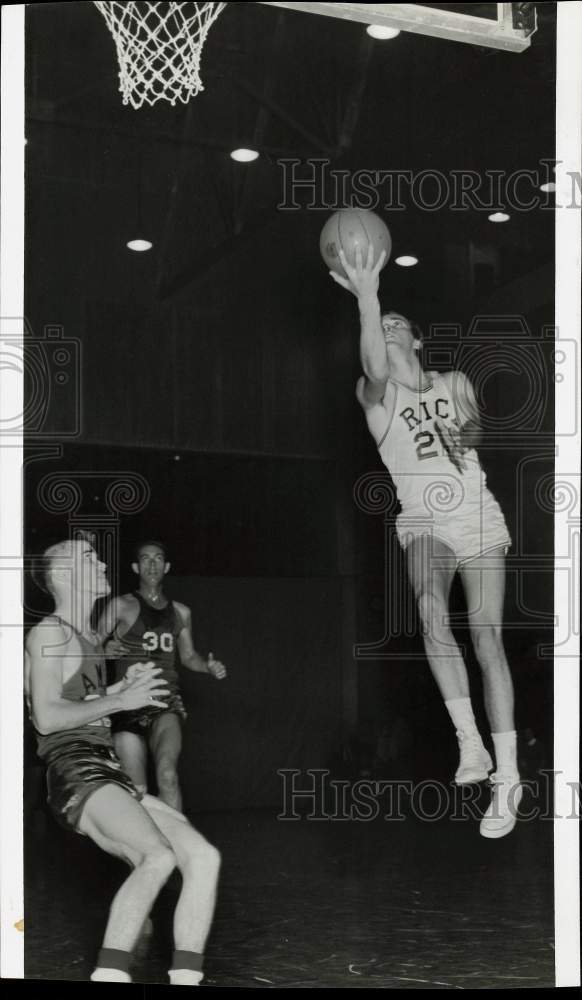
[175,604,227,679]
[329,243,389,404]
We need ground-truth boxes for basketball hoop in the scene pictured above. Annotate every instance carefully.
[94,2,227,109]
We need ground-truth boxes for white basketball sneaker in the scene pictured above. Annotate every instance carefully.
[455,729,493,785]
[480,771,523,839]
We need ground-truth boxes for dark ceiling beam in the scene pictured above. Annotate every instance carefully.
[157,212,281,300]
[154,104,196,298]
[26,114,318,161]
[221,73,337,157]
[335,32,373,155]
[232,11,287,234]
[49,74,116,110]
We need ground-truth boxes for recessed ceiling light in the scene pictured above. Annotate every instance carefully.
[395,255,418,267]
[488,212,510,223]
[540,182,556,193]
[366,25,401,40]
[230,148,259,163]
[127,238,153,252]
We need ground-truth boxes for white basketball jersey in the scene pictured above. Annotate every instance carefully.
[376,372,487,515]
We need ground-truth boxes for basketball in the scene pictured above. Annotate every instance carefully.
[320,209,392,278]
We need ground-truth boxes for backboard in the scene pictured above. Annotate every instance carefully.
[257,3,537,53]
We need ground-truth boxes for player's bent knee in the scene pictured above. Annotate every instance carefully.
[141,842,176,880]
[182,835,221,876]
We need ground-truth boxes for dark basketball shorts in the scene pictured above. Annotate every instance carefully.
[45,740,142,832]
[111,691,188,736]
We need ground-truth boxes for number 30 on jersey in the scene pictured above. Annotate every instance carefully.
[142,631,174,653]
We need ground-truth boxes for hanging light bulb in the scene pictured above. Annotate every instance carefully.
[230,148,259,162]
[366,25,401,40]
[127,145,153,252]
[127,239,153,252]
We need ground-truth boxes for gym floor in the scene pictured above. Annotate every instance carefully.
[25,797,554,989]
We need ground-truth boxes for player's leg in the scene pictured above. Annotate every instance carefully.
[406,534,491,782]
[407,534,467,697]
[459,545,515,731]
[460,546,522,838]
[149,712,183,811]
[113,730,148,796]
[78,783,177,981]
[142,794,221,986]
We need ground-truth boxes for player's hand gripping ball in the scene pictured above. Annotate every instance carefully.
[320,209,391,278]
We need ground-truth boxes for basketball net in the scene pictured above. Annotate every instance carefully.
[94,2,227,109]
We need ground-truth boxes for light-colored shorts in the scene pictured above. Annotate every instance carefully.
[396,489,511,566]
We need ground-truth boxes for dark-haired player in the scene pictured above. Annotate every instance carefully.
[25,538,220,984]
[98,541,226,811]
[331,245,522,839]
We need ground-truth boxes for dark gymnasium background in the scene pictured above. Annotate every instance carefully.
[22,3,556,984]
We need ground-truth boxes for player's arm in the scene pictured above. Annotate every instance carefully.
[175,604,227,680]
[96,595,131,657]
[26,622,168,735]
[329,244,390,406]
[448,371,482,450]
[337,244,395,439]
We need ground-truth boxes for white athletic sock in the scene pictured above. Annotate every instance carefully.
[90,968,132,983]
[445,697,480,735]
[491,730,518,775]
[169,969,204,986]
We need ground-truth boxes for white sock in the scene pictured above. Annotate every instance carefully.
[445,697,480,735]
[491,731,518,775]
[169,969,204,986]
[90,968,132,983]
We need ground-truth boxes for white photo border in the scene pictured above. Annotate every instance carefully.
[0,0,580,986]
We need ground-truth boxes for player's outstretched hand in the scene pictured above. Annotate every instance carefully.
[329,243,386,299]
[119,665,169,711]
[207,651,227,680]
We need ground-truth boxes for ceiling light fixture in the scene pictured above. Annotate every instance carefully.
[230,148,259,163]
[395,255,418,267]
[366,25,401,40]
[127,239,153,252]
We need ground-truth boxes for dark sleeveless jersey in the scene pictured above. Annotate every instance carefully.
[115,592,182,692]
[35,619,113,761]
